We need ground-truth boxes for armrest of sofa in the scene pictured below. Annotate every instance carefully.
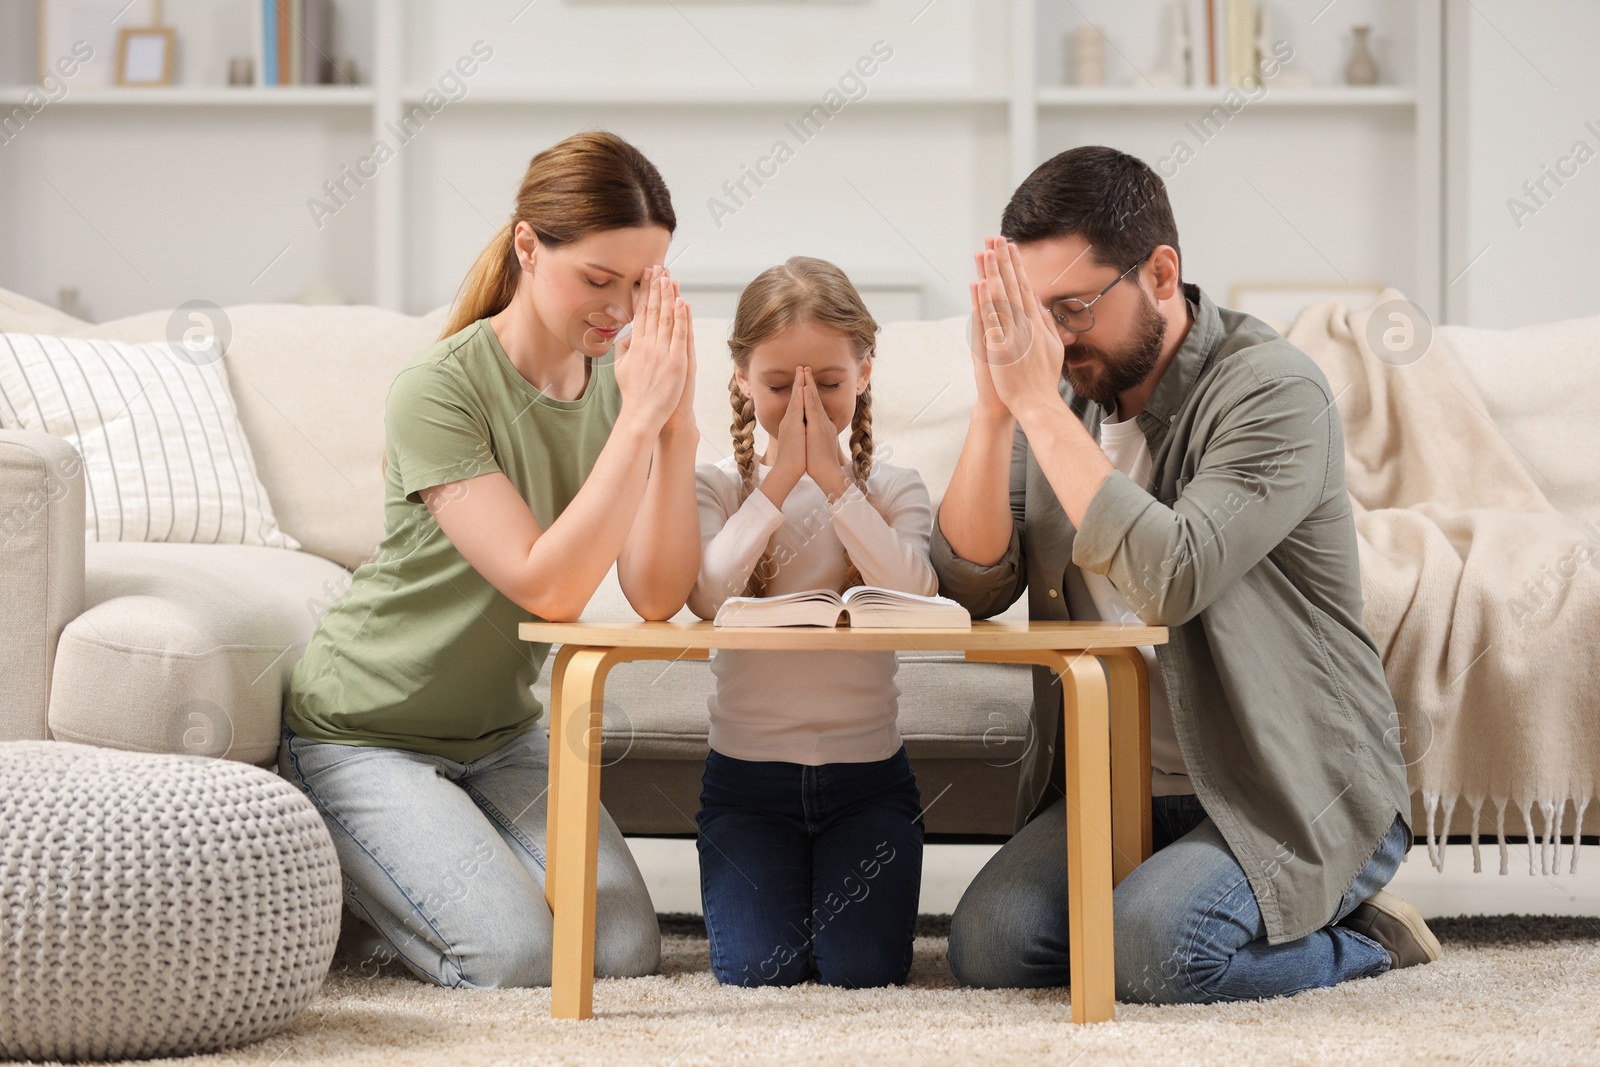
[0,429,86,741]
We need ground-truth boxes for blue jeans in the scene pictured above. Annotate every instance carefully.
[949,793,1409,1003]
[277,722,659,988]
[697,746,925,988]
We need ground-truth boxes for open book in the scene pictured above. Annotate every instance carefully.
[713,586,972,629]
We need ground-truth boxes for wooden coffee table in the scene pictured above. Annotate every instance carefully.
[518,619,1166,1023]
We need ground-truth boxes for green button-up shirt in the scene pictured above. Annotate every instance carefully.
[931,283,1411,944]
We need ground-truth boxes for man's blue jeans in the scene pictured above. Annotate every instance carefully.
[696,746,925,988]
[949,793,1409,1003]
[277,722,660,988]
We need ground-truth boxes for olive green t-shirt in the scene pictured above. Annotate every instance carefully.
[283,317,621,761]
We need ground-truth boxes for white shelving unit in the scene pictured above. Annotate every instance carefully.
[0,86,374,106]
[0,0,1444,320]
[397,86,1013,106]
[1034,86,1418,107]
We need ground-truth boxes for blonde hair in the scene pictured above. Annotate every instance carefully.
[385,131,675,479]
[728,256,881,597]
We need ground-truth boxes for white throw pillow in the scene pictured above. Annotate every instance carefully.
[0,333,299,549]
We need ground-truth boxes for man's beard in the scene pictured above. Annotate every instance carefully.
[1062,289,1167,410]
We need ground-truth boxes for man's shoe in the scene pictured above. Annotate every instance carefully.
[1339,888,1443,970]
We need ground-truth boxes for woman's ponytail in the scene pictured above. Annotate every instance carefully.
[438,223,519,340]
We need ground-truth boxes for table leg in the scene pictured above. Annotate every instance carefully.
[542,644,711,1021]
[1055,652,1116,1023]
[544,644,581,918]
[546,645,615,1020]
[1099,649,1153,886]
[965,648,1115,1023]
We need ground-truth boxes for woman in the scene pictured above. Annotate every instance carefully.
[278,131,701,988]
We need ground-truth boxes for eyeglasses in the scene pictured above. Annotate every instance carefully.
[1048,251,1152,334]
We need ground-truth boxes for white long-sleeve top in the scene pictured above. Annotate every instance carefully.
[688,453,938,765]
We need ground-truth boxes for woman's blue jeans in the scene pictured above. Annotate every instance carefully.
[696,746,925,988]
[948,793,1409,1003]
[277,722,660,989]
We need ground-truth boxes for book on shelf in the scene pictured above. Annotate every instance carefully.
[1205,0,1218,86]
[279,1,293,86]
[258,0,334,87]
[713,586,972,630]
[302,0,333,84]
[260,1,275,85]
[1222,0,1256,88]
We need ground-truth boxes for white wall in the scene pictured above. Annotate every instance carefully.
[1,107,379,318]
[394,0,1010,318]
[1444,0,1600,329]
[1037,104,1420,311]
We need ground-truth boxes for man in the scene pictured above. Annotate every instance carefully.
[934,145,1440,1003]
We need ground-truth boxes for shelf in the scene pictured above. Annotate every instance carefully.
[0,84,1410,111]
[0,84,1411,111]
[0,86,374,107]
[1035,86,1417,108]
[399,85,1010,107]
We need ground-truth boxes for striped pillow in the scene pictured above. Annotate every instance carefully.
[0,333,299,549]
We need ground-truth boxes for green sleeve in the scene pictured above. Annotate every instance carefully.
[384,362,501,504]
[929,423,1030,620]
[1071,370,1334,627]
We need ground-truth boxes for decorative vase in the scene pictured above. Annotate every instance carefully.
[1070,25,1105,87]
[1345,25,1379,85]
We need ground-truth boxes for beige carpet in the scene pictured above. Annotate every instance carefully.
[32,916,1600,1067]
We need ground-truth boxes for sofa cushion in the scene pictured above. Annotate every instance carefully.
[555,653,1036,765]
[47,543,348,765]
[53,301,980,568]
[565,558,1037,765]
[68,308,739,572]
[1439,315,1600,521]
[65,304,450,572]
[0,287,91,336]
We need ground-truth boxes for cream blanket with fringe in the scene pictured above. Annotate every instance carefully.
[1283,292,1600,877]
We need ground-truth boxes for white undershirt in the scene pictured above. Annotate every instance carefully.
[1064,404,1194,796]
[688,453,938,766]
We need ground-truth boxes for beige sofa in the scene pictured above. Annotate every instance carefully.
[0,286,1035,838]
[3,285,1593,850]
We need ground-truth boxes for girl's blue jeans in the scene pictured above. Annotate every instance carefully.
[696,745,925,988]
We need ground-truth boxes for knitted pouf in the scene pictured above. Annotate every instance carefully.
[0,741,343,1062]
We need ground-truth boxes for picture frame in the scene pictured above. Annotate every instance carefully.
[115,25,175,87]
[37,0,160,88]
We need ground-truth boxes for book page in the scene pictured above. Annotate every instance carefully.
[713,588,847,627]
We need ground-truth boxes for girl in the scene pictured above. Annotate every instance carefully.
[278,132,702,989]
[688,256,935,988]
